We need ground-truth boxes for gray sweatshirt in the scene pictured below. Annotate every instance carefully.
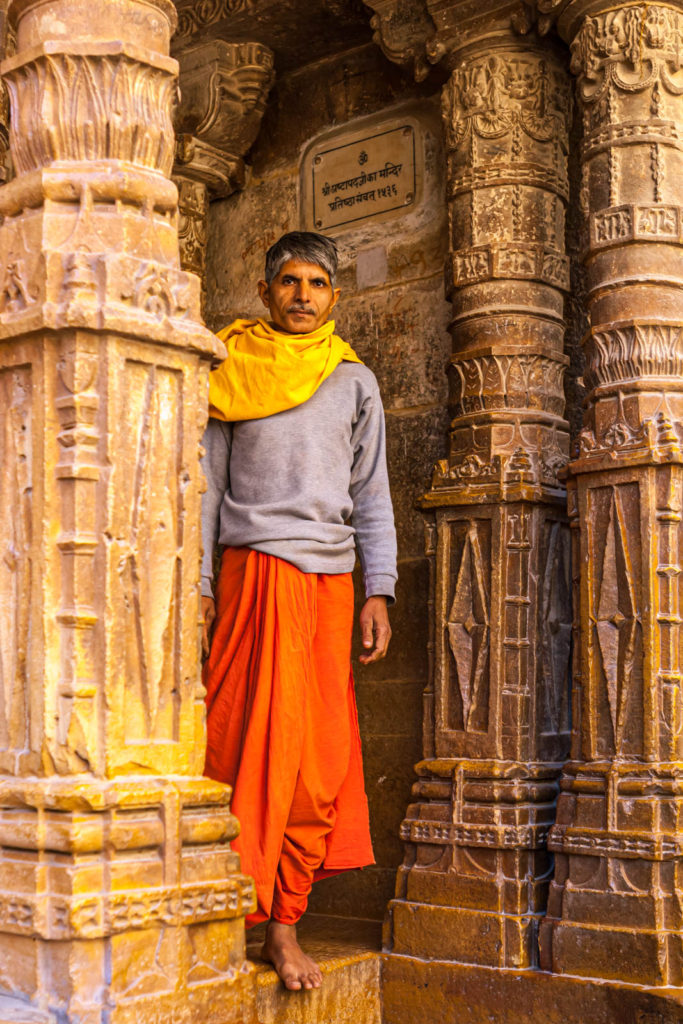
[201,361,397,601]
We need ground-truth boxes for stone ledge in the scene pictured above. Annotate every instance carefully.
[248,914,382,1024]
[382,953,683,1024]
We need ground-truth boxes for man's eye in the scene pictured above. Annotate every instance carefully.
[312,279,326,287]
[282,277,295,284]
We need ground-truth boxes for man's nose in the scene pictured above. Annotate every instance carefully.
[294,280,311,302]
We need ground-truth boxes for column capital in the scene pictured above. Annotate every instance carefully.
[366,0,556,74]
[529,0,683,46]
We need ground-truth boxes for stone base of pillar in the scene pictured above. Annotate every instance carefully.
[0,777,255,1024]
[382,956,683,1024]
[384,760,563,969]
[539,761,683,987]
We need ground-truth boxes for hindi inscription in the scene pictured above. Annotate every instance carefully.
[307,124,417,232]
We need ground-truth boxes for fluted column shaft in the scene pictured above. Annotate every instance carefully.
[0,2,253,1020]
[383,2,573,970]
[539,0,683,987]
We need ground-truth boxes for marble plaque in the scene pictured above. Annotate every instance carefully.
[306,123,417,232]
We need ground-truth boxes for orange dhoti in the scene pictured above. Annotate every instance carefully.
[203,547,374,927]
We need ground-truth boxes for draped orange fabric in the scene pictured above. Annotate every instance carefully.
[203,547,374,927]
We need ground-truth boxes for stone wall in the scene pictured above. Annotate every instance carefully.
[205,41,450,920]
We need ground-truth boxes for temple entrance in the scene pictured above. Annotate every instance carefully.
[0,0,682,1021]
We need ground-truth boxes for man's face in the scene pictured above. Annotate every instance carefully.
[257,259,341,334]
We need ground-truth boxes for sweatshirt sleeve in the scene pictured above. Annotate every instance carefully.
[349,378,398,602]
[200,417,232,600]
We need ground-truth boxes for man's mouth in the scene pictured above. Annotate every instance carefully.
[288,307,314,315]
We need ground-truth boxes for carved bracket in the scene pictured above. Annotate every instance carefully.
[364,0,439,80]
[174,39,274,199]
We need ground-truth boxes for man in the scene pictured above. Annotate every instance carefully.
[201,232,397,992]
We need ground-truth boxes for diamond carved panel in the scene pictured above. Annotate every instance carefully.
[447,525,491,732]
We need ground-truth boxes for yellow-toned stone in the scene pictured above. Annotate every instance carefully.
[248,916,381,1024]
[0,0,253,1021]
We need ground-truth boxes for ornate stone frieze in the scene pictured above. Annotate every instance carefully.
[449,352,567,417]
[174,0,256,42]
[570,5,683,98]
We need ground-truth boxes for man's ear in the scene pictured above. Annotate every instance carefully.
[330,287,341,311]
[257,279,270,309]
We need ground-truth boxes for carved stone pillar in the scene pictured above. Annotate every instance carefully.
[0,2,254,1021]
[534,0,683,987]
[173,40,274,298]
[370,0,572,969]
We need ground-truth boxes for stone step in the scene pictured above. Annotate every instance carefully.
[246,914,382,1024]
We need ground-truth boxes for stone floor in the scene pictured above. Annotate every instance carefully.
[247,914,383,1024]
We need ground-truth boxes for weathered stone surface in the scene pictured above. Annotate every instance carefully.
[308,865,398,921]
[364,735,424,867]
[382,955,683,1024]
[356,679,426,735]
[205,174,299,329]
[335,279,451,410]
[385,406,450,559]
[353,557,429,683]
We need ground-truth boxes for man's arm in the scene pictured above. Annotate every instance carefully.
[200,418,231,656]
[349,378,397,664]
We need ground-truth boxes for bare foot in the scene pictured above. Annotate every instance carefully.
[261,920,323,991]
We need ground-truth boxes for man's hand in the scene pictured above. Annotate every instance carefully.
[202,596,216,658]
[359,595,391,665]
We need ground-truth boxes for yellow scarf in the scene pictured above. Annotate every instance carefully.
[208,317,362,422]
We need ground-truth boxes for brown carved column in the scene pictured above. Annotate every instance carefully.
[370,0,573,969]
[536,0,683,987]
[0,1,254,1021]
[173,40,274,299]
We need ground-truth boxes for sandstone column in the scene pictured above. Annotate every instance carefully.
[0,1,254,1021]
[370,0,573,969]
[173,40,274,294]
[536,0,683,987]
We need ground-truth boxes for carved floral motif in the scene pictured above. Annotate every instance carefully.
[585,324,683,389]
[5,52,177,176]
[451,353,567,417]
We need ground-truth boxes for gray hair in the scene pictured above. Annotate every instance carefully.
[264,232,339,287]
